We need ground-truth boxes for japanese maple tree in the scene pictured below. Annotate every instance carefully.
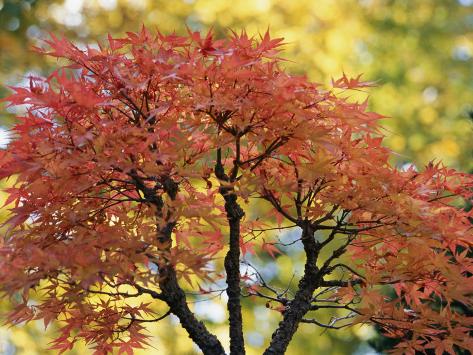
[0,28,472,354]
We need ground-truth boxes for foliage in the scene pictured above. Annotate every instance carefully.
[1,0,473,170]
[2,2,472,354]
[0,28,472,355]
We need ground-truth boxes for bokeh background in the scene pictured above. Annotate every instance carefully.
[0,0,472,354]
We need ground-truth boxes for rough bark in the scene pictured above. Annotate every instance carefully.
[159,262,226,355]
[134,172,226,355]
[215,147,246,355]
[263,225,321,355]
[222,191,246,355]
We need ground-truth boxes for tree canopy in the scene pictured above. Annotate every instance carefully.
[2,0,473,171]
[0,28,472,354]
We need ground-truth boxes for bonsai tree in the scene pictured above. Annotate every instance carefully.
[0,28,472,354]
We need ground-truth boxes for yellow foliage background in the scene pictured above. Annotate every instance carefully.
[0,0,472,354]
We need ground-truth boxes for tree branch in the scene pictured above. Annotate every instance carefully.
[263,224,322,355]
[215,148,246,355]
[130,172,225,355]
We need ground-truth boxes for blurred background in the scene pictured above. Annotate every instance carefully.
[0,0,472,354]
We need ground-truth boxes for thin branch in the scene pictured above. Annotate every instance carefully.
[262,188,298,224]
[300,317,354,329]
[319,279,363,287]
[123,309,172,323]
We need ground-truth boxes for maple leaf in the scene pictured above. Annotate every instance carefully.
[261,240,282,259]
[332,73,377,90]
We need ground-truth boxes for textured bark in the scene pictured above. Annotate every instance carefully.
[263,225,321,355]
[215,146,246,355]
[160,266,226,355]
[135,173,225,355]
[222,191,246,355]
